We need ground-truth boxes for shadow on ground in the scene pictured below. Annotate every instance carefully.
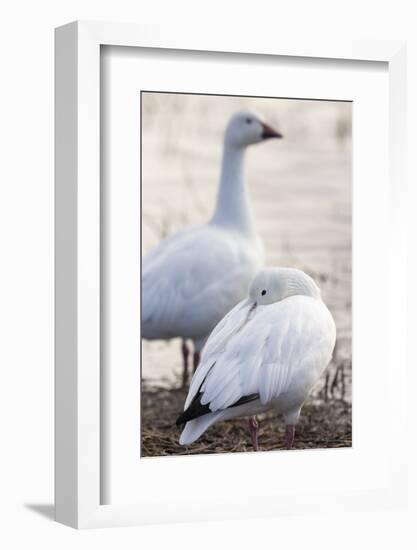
[25,504,55,521]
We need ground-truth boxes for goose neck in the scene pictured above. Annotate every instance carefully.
[210,144,255,236]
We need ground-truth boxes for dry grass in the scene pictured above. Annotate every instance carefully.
[141,385,352,457]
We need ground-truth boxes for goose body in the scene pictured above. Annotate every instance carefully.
[142,223,263,347]
[177,268,336,449]
[142,112,282,381]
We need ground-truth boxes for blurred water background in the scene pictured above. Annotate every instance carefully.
[141,92,352,403]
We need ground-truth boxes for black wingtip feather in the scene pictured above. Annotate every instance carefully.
[176,392,260,426]
[176,392,210,426]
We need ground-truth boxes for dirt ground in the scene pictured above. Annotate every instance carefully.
[141,384,352,457]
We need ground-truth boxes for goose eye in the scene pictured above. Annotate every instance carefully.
[261,289,266,296]
[246,118,252,124]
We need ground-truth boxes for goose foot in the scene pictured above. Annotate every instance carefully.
[181,340,190,387]
[248,416,259,451]
[285,425,295,450]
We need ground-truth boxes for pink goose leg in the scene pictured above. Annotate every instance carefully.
[248,416,259,451]
[181,340,189,387]
[285,425,295,450]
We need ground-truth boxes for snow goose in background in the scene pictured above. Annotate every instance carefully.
[176,268,336,450]
[142,112,283,386]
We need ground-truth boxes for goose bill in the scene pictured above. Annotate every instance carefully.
[261,122,283,139]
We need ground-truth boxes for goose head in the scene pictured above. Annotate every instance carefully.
[249,267,321,306]
[224,111,283,149]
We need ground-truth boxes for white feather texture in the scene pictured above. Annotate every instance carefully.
[179,268,336,446]
[141,112,282,351]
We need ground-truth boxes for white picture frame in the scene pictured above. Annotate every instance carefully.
[55,21,407,529]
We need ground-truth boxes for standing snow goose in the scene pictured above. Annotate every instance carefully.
[176,268,336,450]
[142,112,282,385]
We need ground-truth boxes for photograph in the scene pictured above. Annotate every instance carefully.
[140,91,352,457]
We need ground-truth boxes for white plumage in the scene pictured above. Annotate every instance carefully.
[142,112,282,382]
[142,225,261,345]
[177,268,336,450]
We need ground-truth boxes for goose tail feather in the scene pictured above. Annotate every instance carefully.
[179,411,225,446]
